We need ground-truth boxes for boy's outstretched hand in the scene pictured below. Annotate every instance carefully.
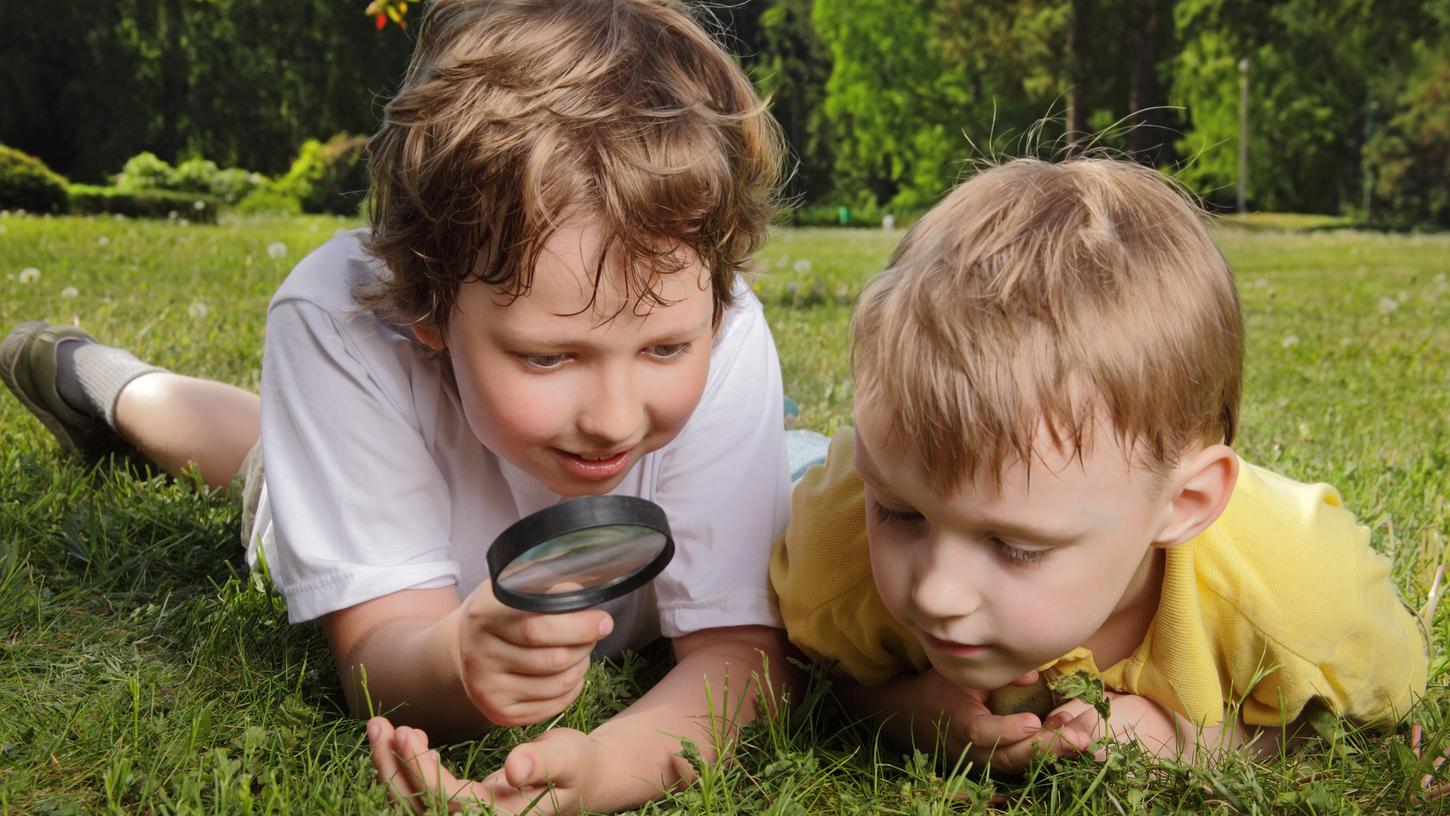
[368,717,604,815]
[915,669,1084,775]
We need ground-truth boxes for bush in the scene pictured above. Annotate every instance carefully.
[232,185,303,216]
[210,168,265,204]
[0,145,69,213]
[112,151,176,193]
[277,133,369,215]
[67,184,220,223]
[171,157,221,194]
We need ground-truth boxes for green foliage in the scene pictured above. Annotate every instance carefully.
[232,186,303,216]
[1368,46,1450,229]
[0,145,69,213]
[112,151,177,193]
[275,134,368,216]
[67,184,220,223]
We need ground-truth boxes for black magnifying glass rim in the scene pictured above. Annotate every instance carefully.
[488,494,675,613]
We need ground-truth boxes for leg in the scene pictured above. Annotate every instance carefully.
[115,372,260,489]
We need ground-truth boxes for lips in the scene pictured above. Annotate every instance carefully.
[552,447,634,481]
[922,633,989,658]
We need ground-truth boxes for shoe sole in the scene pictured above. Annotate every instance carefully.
[0,321,105,454]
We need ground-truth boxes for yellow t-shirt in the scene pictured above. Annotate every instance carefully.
[769,429,1428,727]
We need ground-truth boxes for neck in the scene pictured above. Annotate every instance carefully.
[1083,547,1165,669]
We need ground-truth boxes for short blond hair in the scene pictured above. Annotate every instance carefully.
[362,0,782,330]
[852,158,1243,492]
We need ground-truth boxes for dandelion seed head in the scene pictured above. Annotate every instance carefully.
[60,286,78,299]
[18,267,40,284]
[792,259,812,274]
[267,242,288,259]
[1281,335,1299,348]
[97,235,110,246]
[188,300,209,320]
[1378,297,1399,314]
[193,200,206,211]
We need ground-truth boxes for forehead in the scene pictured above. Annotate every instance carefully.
[852,402,1143,511]
[477,221,712,334]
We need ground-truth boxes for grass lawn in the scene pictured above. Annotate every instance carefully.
[1,211,1447,814]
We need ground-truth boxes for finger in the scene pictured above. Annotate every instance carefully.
[504,729,588,790]
[1008,670,1040,687]
[963,711,1043,747]
[1051,709,1103,752]
[368,718,424,814]
[489,642,594,680]
[489,605,614,650]
[393,727,494,812]
[1043,699,1094,730]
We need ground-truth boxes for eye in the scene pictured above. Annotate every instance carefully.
[990,537,1048,567]
[644,342,692,361]
[871,500,925,528]
[519,353,570,371]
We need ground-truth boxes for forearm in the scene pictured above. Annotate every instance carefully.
[581,627,794,813]
[336,610,489,740]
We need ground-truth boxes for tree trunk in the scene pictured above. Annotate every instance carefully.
[1065,0,1089,154]
[1127,0,1166,163]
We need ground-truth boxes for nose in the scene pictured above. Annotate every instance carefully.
[576,363,643,446]
[909,534,980,621]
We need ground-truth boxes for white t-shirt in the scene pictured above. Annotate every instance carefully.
[246,231,790,657]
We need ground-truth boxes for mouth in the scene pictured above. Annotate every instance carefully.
[552,447,634,481]
[921,633,989,658]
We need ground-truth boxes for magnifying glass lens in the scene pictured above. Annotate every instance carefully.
[496,525,667,596]
[487,495,675,613]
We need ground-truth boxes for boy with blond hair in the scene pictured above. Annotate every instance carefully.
[3,1,795,811]
[770,158,1427,773]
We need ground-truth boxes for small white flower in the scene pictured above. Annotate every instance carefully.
[168,210,179,221]
[1378,297,1399,314]
[177,218,190,227]
[193,200,206,211]
[1281,334,1299,348]
[267,242,288,259]
[60,286,78,299]
[882,214,896,230]
[0,224,7,234]
[97,235,110,246]
[792,258,812,274]
[18,267,39,284]
[188,300,209,319]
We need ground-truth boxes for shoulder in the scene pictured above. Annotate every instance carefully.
[771,429,870,610]
[1192,458,1381,657]
[269,228,385,318]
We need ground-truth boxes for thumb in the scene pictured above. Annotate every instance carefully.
[503,729,587,790]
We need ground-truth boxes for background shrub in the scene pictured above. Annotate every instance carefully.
[276,134,368,215]
[0,145,69,213]
[232,185,303,216]
[112,151,176,193]
[67,184,219,223]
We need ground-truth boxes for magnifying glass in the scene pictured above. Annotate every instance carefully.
[487,495,675,613]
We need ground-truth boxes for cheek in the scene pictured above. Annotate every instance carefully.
[457,363,567,451]
[646,355,711,432]
[866,530,911,615]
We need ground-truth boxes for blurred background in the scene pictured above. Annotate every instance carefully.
[2,0,1448,229]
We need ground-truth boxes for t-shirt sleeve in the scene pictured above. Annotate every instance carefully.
[768,430,928,685]
[260,299,459,623]
[1204,466,1429,728]
[648,298,791,638]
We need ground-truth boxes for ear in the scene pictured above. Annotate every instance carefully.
[411,321,446,351]
[1151,444,1238,548]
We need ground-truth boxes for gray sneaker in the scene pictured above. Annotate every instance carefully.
[0,321,132,459]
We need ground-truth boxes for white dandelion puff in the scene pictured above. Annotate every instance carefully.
[60,286,78,299]
[188,300,209,320]
[193,200,206,211]
[97,235,110,246]
[0,224,8,234]
[18,267,40,284]
[267,241,288,259]
[1378,297,1400,314]
[792,259,812,274]
[1281,334,1299,348]
[881,214,896,230]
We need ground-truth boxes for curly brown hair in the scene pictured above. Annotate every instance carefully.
[360,0,783,332]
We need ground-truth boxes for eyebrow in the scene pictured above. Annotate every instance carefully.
[494,320,711,350]
[856,434,1084,546]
